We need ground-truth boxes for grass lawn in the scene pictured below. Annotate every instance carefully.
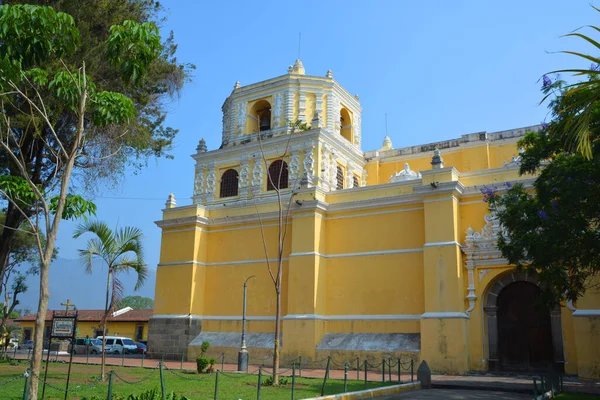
[0,360,398,399]
[554,394,600,400]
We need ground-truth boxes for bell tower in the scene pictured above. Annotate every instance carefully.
[193,60,365,205]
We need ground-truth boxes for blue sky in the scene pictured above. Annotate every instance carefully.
[45,0,596,307]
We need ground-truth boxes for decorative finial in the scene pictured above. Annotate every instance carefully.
[431,148,444,169]
[380,136,393,151]
[326,69,333,78]
[234,81,240,89]
[292,59,305,75]
[288,65,294,73]
[354,94,360,101]
[165,193,176,209]
[197,138,207,153]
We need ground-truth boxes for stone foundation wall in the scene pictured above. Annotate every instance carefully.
[147,317,202,360]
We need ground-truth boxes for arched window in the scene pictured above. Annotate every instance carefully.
[353,175,359,188]
[220,169,239,198]
[340,107,353,143]
[336,166,344,190]
[249,99,272,133]
[267,160,288,191]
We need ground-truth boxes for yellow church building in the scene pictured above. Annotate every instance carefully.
[148,60,600,379]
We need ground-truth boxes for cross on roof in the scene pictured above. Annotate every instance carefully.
[61,299,76,314]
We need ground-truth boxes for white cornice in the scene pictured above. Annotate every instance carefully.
[151,313,469,321]
[572,310,600,317]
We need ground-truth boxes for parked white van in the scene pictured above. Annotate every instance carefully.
[96,336,137,354]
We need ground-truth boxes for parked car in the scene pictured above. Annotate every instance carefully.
[135,342,147,354]
[70,338,103,354]
[19,340,34,350]
[96,336,137,354]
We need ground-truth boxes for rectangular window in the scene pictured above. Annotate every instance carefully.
[136,325,144,341]
[23,328,32,342]
[336,166,344,190]
[44,325,51,339]
[94,329,103,338]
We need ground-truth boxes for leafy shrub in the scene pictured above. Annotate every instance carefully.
[262,376,289,386]
[196,357,209,373]
[196,340,212,373]
[200,341,210,355]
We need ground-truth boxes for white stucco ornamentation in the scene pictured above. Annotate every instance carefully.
[463,210,507,315]
[273,92,284,128]
[236,102,247,136]
[304,145,315,178]
[321,145,331,184]
[333,96,341,133]
[353,114,361,147]
[346,160,355,188]
[330,153,339,189]
[251,161,263,187]
[289,152,300,181]
[478,268,492,282]
[239,163,250,188]
[222,100,231,145]
[206,167,216,194]
[388,163,421,183]
[193,167,205,195]
[504,148,525,168]
[362,169,368,187]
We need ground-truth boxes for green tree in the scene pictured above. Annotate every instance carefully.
[0,4,162,397]
[542,5,600,159]
[118,295,153,310]
[486,71,600,308]
[74,220,147,381]
[0,213,45,355]
[0,0,193,300]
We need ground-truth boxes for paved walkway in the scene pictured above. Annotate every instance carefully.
[378,389,533,399]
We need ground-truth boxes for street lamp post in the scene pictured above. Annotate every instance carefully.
[238,275,255,372]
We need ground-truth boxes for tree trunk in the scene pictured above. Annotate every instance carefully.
[101,270,111,381]
[272,287,281,384]
[27,83,86,399]
[28,257,50,400]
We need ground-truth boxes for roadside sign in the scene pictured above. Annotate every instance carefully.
[51,316,76,338]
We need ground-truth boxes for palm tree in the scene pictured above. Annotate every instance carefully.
[73,221,147,381]
[544,5,600,159]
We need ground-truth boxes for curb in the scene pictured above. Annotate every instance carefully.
[432,382,533,394]
[304,382,421,400]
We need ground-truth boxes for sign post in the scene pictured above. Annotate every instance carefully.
[59,312,77,399]
[41,300,78,400]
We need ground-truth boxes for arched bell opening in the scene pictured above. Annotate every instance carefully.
[340,107,353,143]
[249,99,272,133]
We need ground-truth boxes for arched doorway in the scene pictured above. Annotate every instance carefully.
[497,281,554,370]
[485,271,565,373]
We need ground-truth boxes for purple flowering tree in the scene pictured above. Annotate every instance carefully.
[485,42,600,307]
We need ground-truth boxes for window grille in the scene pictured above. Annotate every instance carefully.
[267,160,289,190]
[353,175,359,188]
[336,166,344,190]
[220,169,239,198]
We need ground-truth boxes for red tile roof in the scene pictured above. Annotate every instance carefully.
[15,309,152,323]
[5,318,20,327]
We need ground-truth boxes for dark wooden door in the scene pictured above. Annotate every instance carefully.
[497,281,554,371]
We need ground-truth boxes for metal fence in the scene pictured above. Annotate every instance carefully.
[2,353,416,400]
